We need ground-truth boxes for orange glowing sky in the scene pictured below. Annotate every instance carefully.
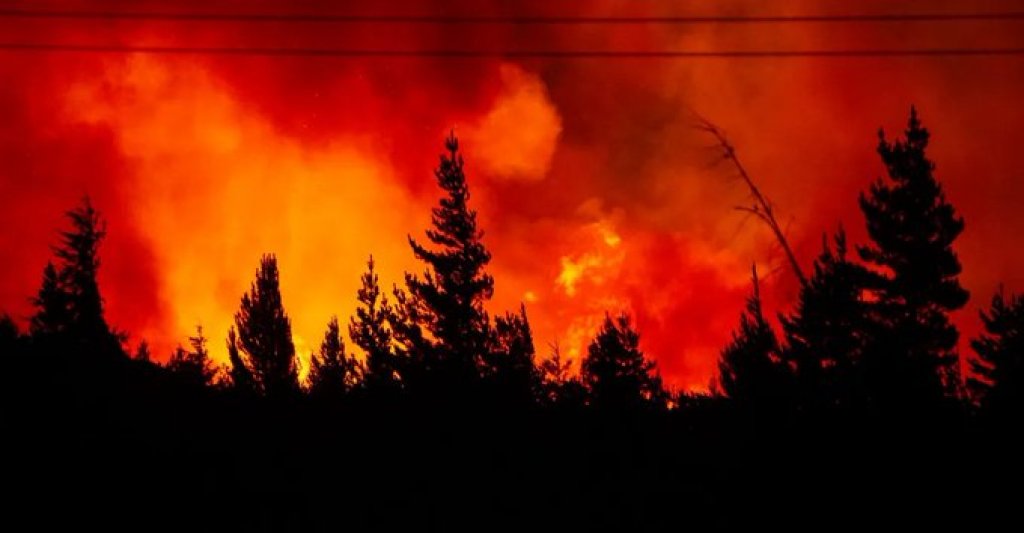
[2,1,1024,390]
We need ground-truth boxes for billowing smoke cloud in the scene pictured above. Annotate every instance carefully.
[466,64,562,182]
[2,0,1024,390]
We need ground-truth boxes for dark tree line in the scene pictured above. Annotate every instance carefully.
[0,132,667,414]
[718,107,1017,419]
[2,107,1022,530]
[209,133,662,409]
[3,109,1023,420]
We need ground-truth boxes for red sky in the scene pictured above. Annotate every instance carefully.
[2,0,1024,391]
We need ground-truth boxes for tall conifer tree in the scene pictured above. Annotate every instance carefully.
[349,256,397,391]
[30,197,120,355]
[858,107,969,404]
[404,133,494,390]
[229,254,298,397]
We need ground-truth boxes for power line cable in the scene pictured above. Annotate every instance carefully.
[2,8,1024,24]
[2,43,1023,58]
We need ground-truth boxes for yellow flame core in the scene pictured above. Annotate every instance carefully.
[556,219,624,297]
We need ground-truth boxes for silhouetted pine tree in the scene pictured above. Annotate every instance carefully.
[229,254,298,398]
[404,133,494,391]
[718,266,791,406]
[581,313,665,410]
[858,107,969,406]
[57,197,120,352]
[30,198,120,355]
[168,326,216,387]
[539,344,585,407]
[780,229,870,410]
[488,305,540,404]
[309,317,362,397]
[968,289,1024,415]
[349,256,398,392]
[29,261,70,339]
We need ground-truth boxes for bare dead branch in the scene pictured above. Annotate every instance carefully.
[695,114,809,288]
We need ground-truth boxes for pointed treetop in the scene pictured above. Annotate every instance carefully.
[445,129,459,153]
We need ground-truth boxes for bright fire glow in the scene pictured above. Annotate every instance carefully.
[3,1,1024,392]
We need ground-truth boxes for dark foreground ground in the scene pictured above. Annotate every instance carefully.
[1,353,1019,531]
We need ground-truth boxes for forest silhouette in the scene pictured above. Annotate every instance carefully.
[1,109,1022,530]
